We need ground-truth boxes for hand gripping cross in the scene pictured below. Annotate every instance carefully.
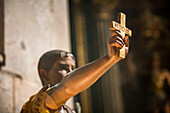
[110,12,132,58]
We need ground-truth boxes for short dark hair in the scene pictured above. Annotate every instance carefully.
[37,50,75,85]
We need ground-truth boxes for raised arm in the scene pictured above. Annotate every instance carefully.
[45,31,129,109]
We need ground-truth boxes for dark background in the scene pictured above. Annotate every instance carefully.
[69,0,170,113]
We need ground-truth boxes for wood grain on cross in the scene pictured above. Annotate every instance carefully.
[110,12,132,58]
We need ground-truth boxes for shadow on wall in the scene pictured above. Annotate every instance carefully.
[0,70,40,113]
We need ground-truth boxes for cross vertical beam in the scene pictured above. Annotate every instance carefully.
[110,12,132,58]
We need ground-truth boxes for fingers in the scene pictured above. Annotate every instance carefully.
[108,30,130,58]
[109,31,125,48]
[109,36,124,48]
[111,30,122,38]
[110,30,130,48]
[124,36,129,47]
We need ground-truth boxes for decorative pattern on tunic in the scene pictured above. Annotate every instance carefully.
[20,86,76,113]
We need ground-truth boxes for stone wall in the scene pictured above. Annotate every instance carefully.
[0,70,40,113]
[0,0,74,112]
[4,0,71,84]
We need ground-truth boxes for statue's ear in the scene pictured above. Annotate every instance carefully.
[39,69,49,85]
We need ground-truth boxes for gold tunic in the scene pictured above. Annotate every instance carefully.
[20,87,76,113]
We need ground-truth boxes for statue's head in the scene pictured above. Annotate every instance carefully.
[38,50,76,86]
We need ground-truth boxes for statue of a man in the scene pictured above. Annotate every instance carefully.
[20,31,129,113]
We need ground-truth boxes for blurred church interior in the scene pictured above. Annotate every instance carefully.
[0,0,169,113]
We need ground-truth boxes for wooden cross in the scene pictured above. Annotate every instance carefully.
[110,12,132,58]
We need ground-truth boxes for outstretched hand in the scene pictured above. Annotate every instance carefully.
[108,31,129,58]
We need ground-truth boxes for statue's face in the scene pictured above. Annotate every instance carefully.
[48,56,75,86]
